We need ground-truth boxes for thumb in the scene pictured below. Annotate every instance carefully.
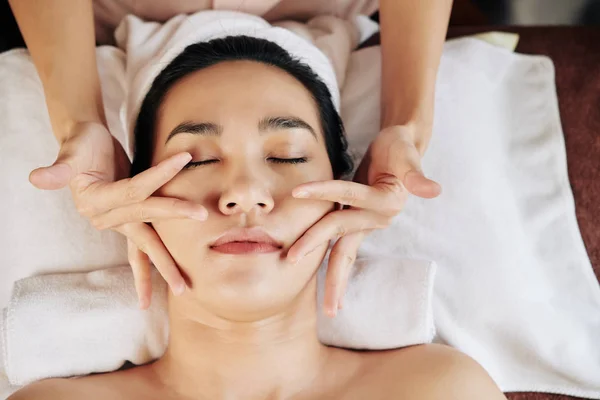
[29,143,84,190]
[29,162,74,190]
[403,169,441,199]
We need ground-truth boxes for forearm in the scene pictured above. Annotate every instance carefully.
[9,0,105,141]
[379,0,452,152]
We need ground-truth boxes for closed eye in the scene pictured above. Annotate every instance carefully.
[183,157,308,169]
[184,159,219,169]
[268,157,307,165]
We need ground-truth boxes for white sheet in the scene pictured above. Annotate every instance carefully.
[1,25,599,400]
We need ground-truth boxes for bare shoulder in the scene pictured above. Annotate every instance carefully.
[347,344,507,400]
[8,377,96,400]
[8,366,160,400]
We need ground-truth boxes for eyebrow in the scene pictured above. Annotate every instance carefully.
[258,116,317,139]
[165,116,317,143]
[166,121,223,143]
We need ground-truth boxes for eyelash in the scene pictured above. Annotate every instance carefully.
[269,157,307,165]
[184,159,218,169]
[184,157,307,169]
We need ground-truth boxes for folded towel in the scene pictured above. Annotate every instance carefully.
[317,257,436,350]
[3,268,169,386]
[2,258,436,386]
[0,310,18,400]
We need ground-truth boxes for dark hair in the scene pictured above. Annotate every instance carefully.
[131,35,353,178]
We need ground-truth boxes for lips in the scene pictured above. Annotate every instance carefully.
[210,228,282,255]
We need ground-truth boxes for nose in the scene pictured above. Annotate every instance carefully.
[218,180,274,216]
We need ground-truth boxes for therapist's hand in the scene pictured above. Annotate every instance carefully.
[29,121,207,308]
[288,124,441,317]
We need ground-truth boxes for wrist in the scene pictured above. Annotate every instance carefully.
[380,120,432,157]
[381,90,433,125]
[47,98,107,144]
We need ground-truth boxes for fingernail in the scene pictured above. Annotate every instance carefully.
[294,247,311,261]
[138,298,149,310]
[172,282,186,296]
[295,246,316,261]
[293,190,309,198]
[326,306,337,318]
[175,152,192,165]
[287,250,301,264]
[190,209,208,221]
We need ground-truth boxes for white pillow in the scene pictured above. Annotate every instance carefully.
[0,47,129,309]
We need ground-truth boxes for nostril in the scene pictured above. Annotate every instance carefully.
[226,202,236,209]
[258,203,266,208]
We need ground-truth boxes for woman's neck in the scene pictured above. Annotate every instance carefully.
[151,283,331,399]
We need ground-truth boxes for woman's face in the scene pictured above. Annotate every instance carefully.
[151,60,334,317]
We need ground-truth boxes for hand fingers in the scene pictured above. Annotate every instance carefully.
[118,223,186,297]
[323,232,364,317]
[384,141,440,199]
[293,180,405,216]
[91,198,207,230]
[34,123,113,192]
[403,170,441,198]
[366,127,441,200]
[77,152,191,215]
[287,209,388,262]
[30,132,95,190]
[128,239,153,309]
[29,163,73,190]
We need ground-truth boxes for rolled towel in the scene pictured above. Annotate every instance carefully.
[2,257,436,386]
[2,267,169,386]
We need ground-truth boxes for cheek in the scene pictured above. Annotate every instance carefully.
[270,157,335,235]
[156,173,210,202]
[153,216,215,272]
[152,219,197,260]
[274,197,334,248]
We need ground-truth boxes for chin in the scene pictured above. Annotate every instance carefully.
[184,252,324,321]
[201,279,302,322]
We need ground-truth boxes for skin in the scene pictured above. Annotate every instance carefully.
[9,61,506,400]
[287,0,452,315]
[380,0,453,133]
[9,0,200,302]
[9,0,452,312]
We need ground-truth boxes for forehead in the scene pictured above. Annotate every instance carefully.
[155,60,321,139]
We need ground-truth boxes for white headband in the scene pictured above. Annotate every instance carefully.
[117,10,340,154]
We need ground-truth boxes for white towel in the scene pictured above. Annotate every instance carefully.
[0,311,18,400]
[2,268,169,387]
[344,42,600,397]
[115,10,345,156]
[2,258,436,386]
